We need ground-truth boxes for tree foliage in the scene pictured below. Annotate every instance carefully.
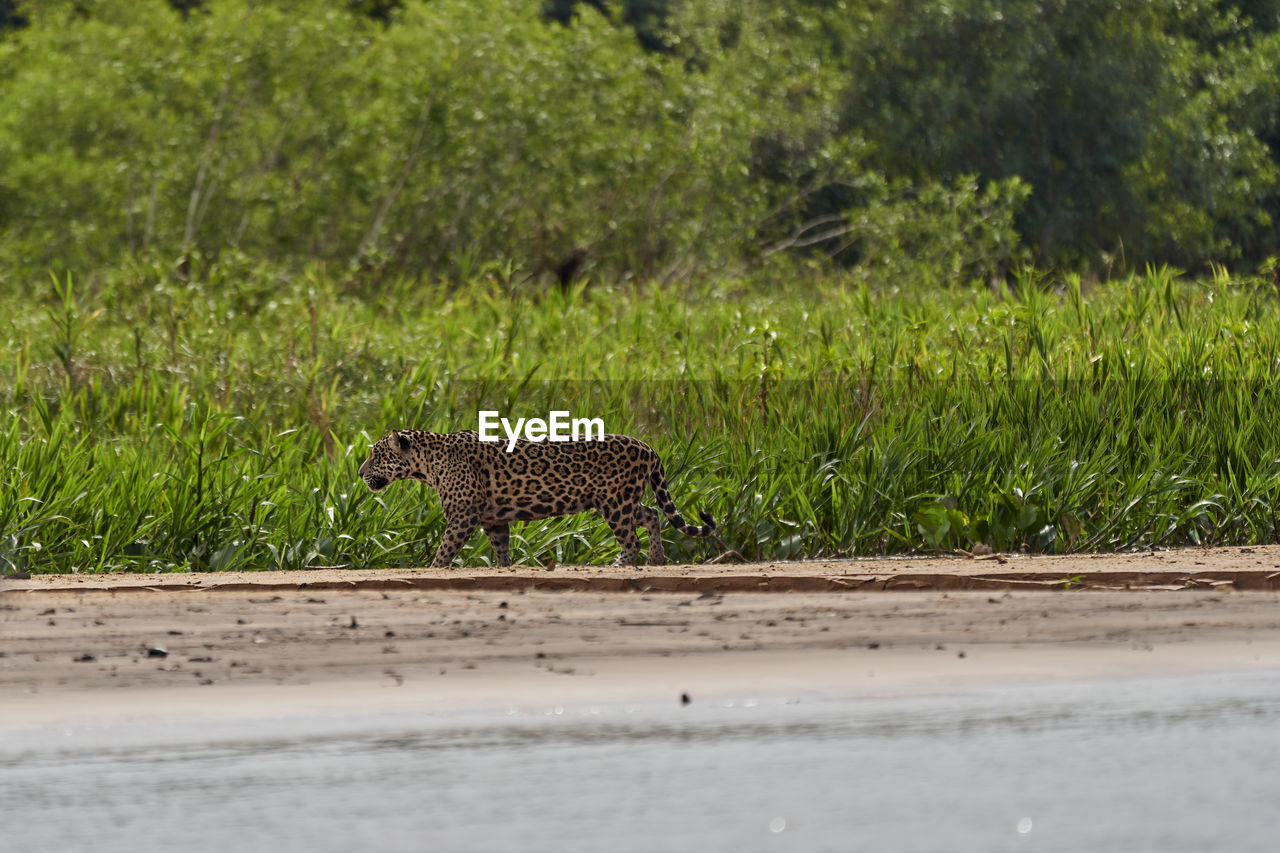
[0,0,1277,287]
[0,0,27,33]
[823,0,1280,269]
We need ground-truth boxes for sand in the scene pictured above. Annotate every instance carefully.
[5,545,1280,727]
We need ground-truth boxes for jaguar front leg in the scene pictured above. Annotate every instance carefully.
[483,522,512,567]
[431,511,480,568]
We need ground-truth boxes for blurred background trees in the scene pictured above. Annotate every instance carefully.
[1,0,1278,289]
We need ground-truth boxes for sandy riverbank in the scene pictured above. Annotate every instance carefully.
[5,546,1280,727]
[7,543,1280,594]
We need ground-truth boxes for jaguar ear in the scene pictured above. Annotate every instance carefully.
[397,431,412,452]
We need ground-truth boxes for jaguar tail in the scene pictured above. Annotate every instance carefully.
[648,459,715,536]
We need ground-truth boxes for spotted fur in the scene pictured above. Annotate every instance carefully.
[358,429,716,567]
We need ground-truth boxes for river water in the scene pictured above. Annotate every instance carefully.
[4,670,1279,852]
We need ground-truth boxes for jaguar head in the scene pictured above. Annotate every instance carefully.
[358,431,414,492]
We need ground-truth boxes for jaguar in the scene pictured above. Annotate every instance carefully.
[358,429,715,567]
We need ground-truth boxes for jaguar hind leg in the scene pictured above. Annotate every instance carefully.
[637,504,665,565]
[601,504,643,566]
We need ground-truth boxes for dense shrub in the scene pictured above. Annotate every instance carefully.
[1,0,1278,286]
[0,0,1024,287]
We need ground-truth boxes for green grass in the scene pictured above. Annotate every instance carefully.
[5,264,1280,573]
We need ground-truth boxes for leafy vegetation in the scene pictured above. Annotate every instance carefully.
[5,1,1280,573]
[7,266,1280,573]
[3,0,1279,281]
